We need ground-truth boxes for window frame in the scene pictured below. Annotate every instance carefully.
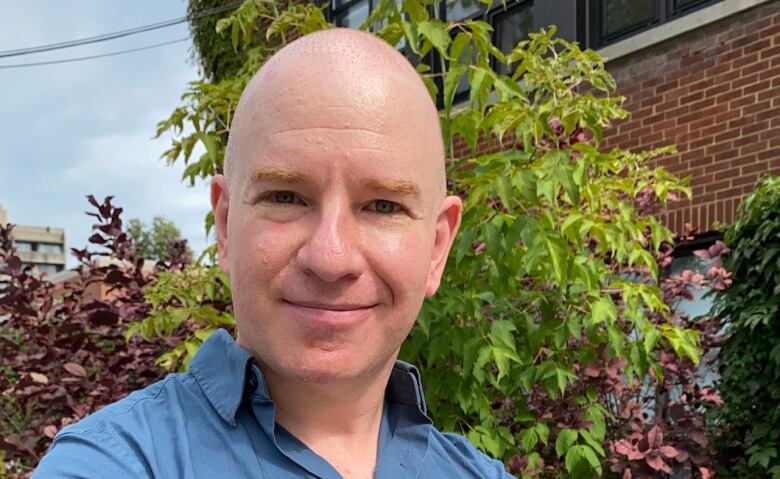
[441,0,534,106]
[588,0,725,49]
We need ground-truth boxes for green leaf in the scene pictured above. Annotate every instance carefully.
[417,20,451,58]
[590,296,616,325]
[534,422,550,445]
[443,64,467,112]
[543,233,569,288]
[555,429,578,457]
[518,427,538,452]
[490,320,516,350]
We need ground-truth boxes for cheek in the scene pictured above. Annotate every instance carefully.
[366,226,432,299]
[229,214,299,282]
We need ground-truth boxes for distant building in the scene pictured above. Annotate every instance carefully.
[0,206,66,276]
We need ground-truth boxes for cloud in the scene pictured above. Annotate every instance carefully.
[0,1,212,268]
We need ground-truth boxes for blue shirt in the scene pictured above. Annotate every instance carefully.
[34,329,512,478]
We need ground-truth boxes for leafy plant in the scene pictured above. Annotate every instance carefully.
[127,216,192,262]
[0,196,186,476]
[710,175,780,478]
[127,263,233,372]
[151,1,728,477]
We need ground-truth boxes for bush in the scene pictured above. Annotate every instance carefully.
[0,196,186,476]
[152,1,728,477]
[710,175,780,478]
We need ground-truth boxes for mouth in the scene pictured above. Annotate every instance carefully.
[282,299,376,311]
[281,299,377,325]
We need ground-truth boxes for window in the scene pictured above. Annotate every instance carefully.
[444,0,486,22]
[15,241,33,252]
[333,0,371,29]
[446,0,533,105]
[494,1,534,75]
[35,264,60,275]
[589,0,724,48]
[38,243,63,254]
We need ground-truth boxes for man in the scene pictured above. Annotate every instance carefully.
[34,28,513,478]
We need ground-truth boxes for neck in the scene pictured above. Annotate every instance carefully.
[260,359,396,478]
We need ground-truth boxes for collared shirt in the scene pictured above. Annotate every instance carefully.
[34,329,512,478]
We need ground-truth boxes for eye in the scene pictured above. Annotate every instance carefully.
[272,191,297,204]
[367,200,402,214]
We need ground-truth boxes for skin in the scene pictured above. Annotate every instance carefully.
[211,28,462,478]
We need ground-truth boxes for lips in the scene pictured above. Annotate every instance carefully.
[282,299,376,326]
[283,300,375,311]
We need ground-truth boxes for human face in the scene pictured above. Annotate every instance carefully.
[211,66,461,385]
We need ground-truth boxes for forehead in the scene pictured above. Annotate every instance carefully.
[233,67,440,183]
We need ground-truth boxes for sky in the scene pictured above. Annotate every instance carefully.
[0,1,213,267]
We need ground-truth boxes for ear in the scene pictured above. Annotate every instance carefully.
[210,174,231,275]
[425,195,462,297]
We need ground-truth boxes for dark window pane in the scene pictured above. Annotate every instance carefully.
[446,0,485,21]
[602,0,657,37]
[335,0,370,29]
[673,0,708,11]
[496,3,533,74]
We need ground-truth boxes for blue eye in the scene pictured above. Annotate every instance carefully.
[272,191,297,204]
[371,200,401,214]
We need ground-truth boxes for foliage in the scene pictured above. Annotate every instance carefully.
[0,197,187,476]
[710,175,780,478]
[151,1,728,477]
[127,263,234,372]
[188,0,248,82]
[127,216,192,262]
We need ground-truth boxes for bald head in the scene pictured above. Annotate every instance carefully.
[224,28,445,201]
[210,29,463,387]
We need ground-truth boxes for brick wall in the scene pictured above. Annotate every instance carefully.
[451,1,780,236]
[603,0,780,235]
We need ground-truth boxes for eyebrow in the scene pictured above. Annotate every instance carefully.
[246,165,422,198]
[366,178,422,198]
[248,166,305,184]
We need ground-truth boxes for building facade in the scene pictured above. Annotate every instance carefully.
[0,207,66,276]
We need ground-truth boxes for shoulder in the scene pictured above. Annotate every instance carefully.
[425,428,514,478]
[33,372,198,478]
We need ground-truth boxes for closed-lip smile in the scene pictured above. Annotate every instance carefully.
[282,299,376,311]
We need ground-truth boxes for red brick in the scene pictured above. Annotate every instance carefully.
[744,79,772,95]
[652,118,677,134]
[703,82,730,99]
[732,52,759,69]
[758,148,780,161]
[713,149,739,163]
[757,22,780,38]
[733,32,761,50]
[744,38,772,59]
[739,163,766,175]
[731,72,760,89]
[760,44,780,59]
[733,133,762,148]
[748,16,772,33]
[740,141,768,156]
[732,174,759,188]
[641,113,666,127]
[713,109,741,124]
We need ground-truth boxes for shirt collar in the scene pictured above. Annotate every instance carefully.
[189,329,429,425]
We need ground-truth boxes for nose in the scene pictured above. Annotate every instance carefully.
[295,201,367,283]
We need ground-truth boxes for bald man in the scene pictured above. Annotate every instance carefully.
[34,29,513,479]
